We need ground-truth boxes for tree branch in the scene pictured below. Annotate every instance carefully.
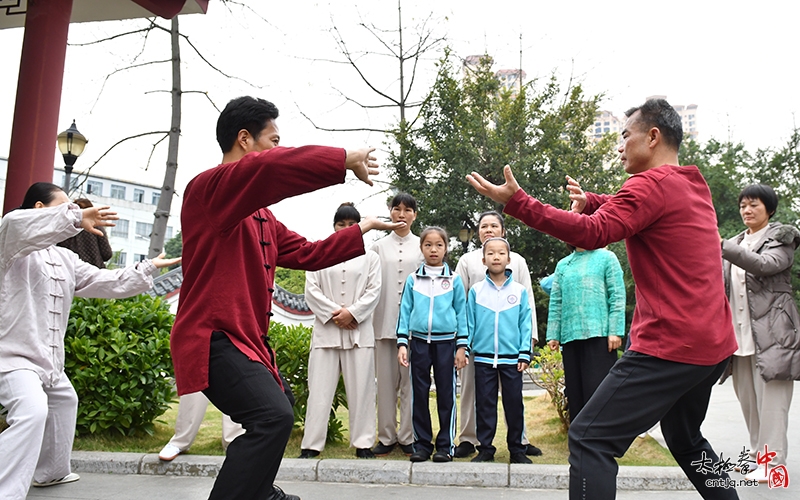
[68,25,155,46]
[145,134,170,171]
[89,59,171,113]
[144,90,221,112]
[297,108,389,134]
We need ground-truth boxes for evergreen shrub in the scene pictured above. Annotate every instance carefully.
[268,321,348,443]
[65,295,175,436]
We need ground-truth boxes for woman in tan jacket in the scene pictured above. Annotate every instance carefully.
[721,184,800,482]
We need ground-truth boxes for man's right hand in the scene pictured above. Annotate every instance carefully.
[345,147,379,186]
[566,175,586,214]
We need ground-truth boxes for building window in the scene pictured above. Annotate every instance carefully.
[134,253,147,263]
[110,184,126,200]
[111,252,127,267]
[152,192,161,205]
[133,188,145,203]
[595,127,602,134]
[604,127,610,133]
[136,222,153,238]
[166,226,174,240]
[110,219,129,237]
[87,180,103,195]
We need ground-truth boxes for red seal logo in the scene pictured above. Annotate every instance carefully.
[508,295,518,304]
[441,280,451,290]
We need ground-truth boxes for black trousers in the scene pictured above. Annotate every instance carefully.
[409,337,457,455]
[202,331,295,500]
[474,363,525,455]
[568,351,738,500]
[562,336,618,423]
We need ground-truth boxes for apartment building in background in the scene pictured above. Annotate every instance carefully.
[54,167,179,267]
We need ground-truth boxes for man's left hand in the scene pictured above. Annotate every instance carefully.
[466,164,521,205]
[345,147,379,186]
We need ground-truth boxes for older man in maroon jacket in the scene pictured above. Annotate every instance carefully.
[467,99,738,500]
[172,96,403,500]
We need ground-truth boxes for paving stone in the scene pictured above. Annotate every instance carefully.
[276,458,319,482]
[510,464,569,489]
[71,451,141,474]
[140,453,224,477]
[411,461,508,487]
[317,459,410,484]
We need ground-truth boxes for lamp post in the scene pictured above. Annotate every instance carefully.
[57,120,88,194]
[458,221,474,253]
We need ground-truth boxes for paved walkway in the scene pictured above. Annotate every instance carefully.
[25,382,800,498]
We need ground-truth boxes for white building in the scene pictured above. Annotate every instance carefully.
[646,95,699,140]
[591,110,625,142]
[54,167,179,267]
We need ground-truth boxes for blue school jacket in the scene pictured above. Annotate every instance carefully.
[396,263,468,347]
[467,270,532,367]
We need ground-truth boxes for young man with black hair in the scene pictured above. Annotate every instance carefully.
[467,99,739,499]
[171,96,403,500]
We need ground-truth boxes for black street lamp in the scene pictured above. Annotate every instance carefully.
[57,120,88,193]
[458,221,474,253]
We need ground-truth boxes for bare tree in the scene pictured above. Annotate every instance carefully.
[299,1,446,177]
[69,14,258,259]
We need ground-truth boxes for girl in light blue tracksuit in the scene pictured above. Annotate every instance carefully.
[465,237,533,463]
[397,227,468,463]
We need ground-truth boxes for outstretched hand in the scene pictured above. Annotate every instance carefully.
[565,175,586,214]
[466,165,520,205]
[359,216,407,234]
[345,147,379,187]
[81,206,119,236]
[151,253,182,269]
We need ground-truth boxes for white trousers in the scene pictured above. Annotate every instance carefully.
[166,392,244,452]
[0,369,78,500]
[301,346,376,451]
[458,353,531,446]
[732,354,794,464]
[374,339,414,446]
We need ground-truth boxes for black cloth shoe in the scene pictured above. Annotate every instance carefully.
[356,448,376,459]
[525,444,543,456]
[399,443,415,456]
[453,441,476,458]
[297,449,320,459]
[409,449,431,462]
[267,485,301,500]
[470,450,495,462]
[510,452,533,464]
[371,442,396,456]
[432,451,452,462]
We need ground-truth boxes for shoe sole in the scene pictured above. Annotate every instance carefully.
[32,473,80,487]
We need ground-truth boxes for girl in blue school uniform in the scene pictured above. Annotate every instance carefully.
[396,226,468,463]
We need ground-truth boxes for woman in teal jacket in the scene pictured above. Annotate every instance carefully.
[546,246,625,422]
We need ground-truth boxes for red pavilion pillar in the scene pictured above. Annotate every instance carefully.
[3,0,73,214]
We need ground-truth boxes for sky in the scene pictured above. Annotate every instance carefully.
[1,0,799,241]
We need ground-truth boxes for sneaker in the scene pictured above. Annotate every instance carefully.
[525,444,543,456]
[158,443,183,461]
[267,484,301,500]
[510,452,532,464]
[32,473,80,487]
[371,442,396,456]
[297,449,320,459]
[399,443,415,456]
[432,451,453,462]
[356,448,375,459]
[409,449,431,462]
[745,464,769,483]
[471,450,495,462]
[453,441,476,458]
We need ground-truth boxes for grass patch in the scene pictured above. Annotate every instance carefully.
[70,393,676,466]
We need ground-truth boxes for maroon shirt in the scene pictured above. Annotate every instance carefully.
[172,146,365,395]
[504,164,736,365]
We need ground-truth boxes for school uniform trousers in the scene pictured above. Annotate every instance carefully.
[301,253,381,451]
[370,232,422,448]
[409,337,457,455]
[455,250,537,447]
[165,392,244,452]
[474,363,526,455]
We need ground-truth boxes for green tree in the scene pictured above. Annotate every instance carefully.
[387,51,623,342]
[274,267,306,295]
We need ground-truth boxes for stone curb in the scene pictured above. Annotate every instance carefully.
[71,451,694,490]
